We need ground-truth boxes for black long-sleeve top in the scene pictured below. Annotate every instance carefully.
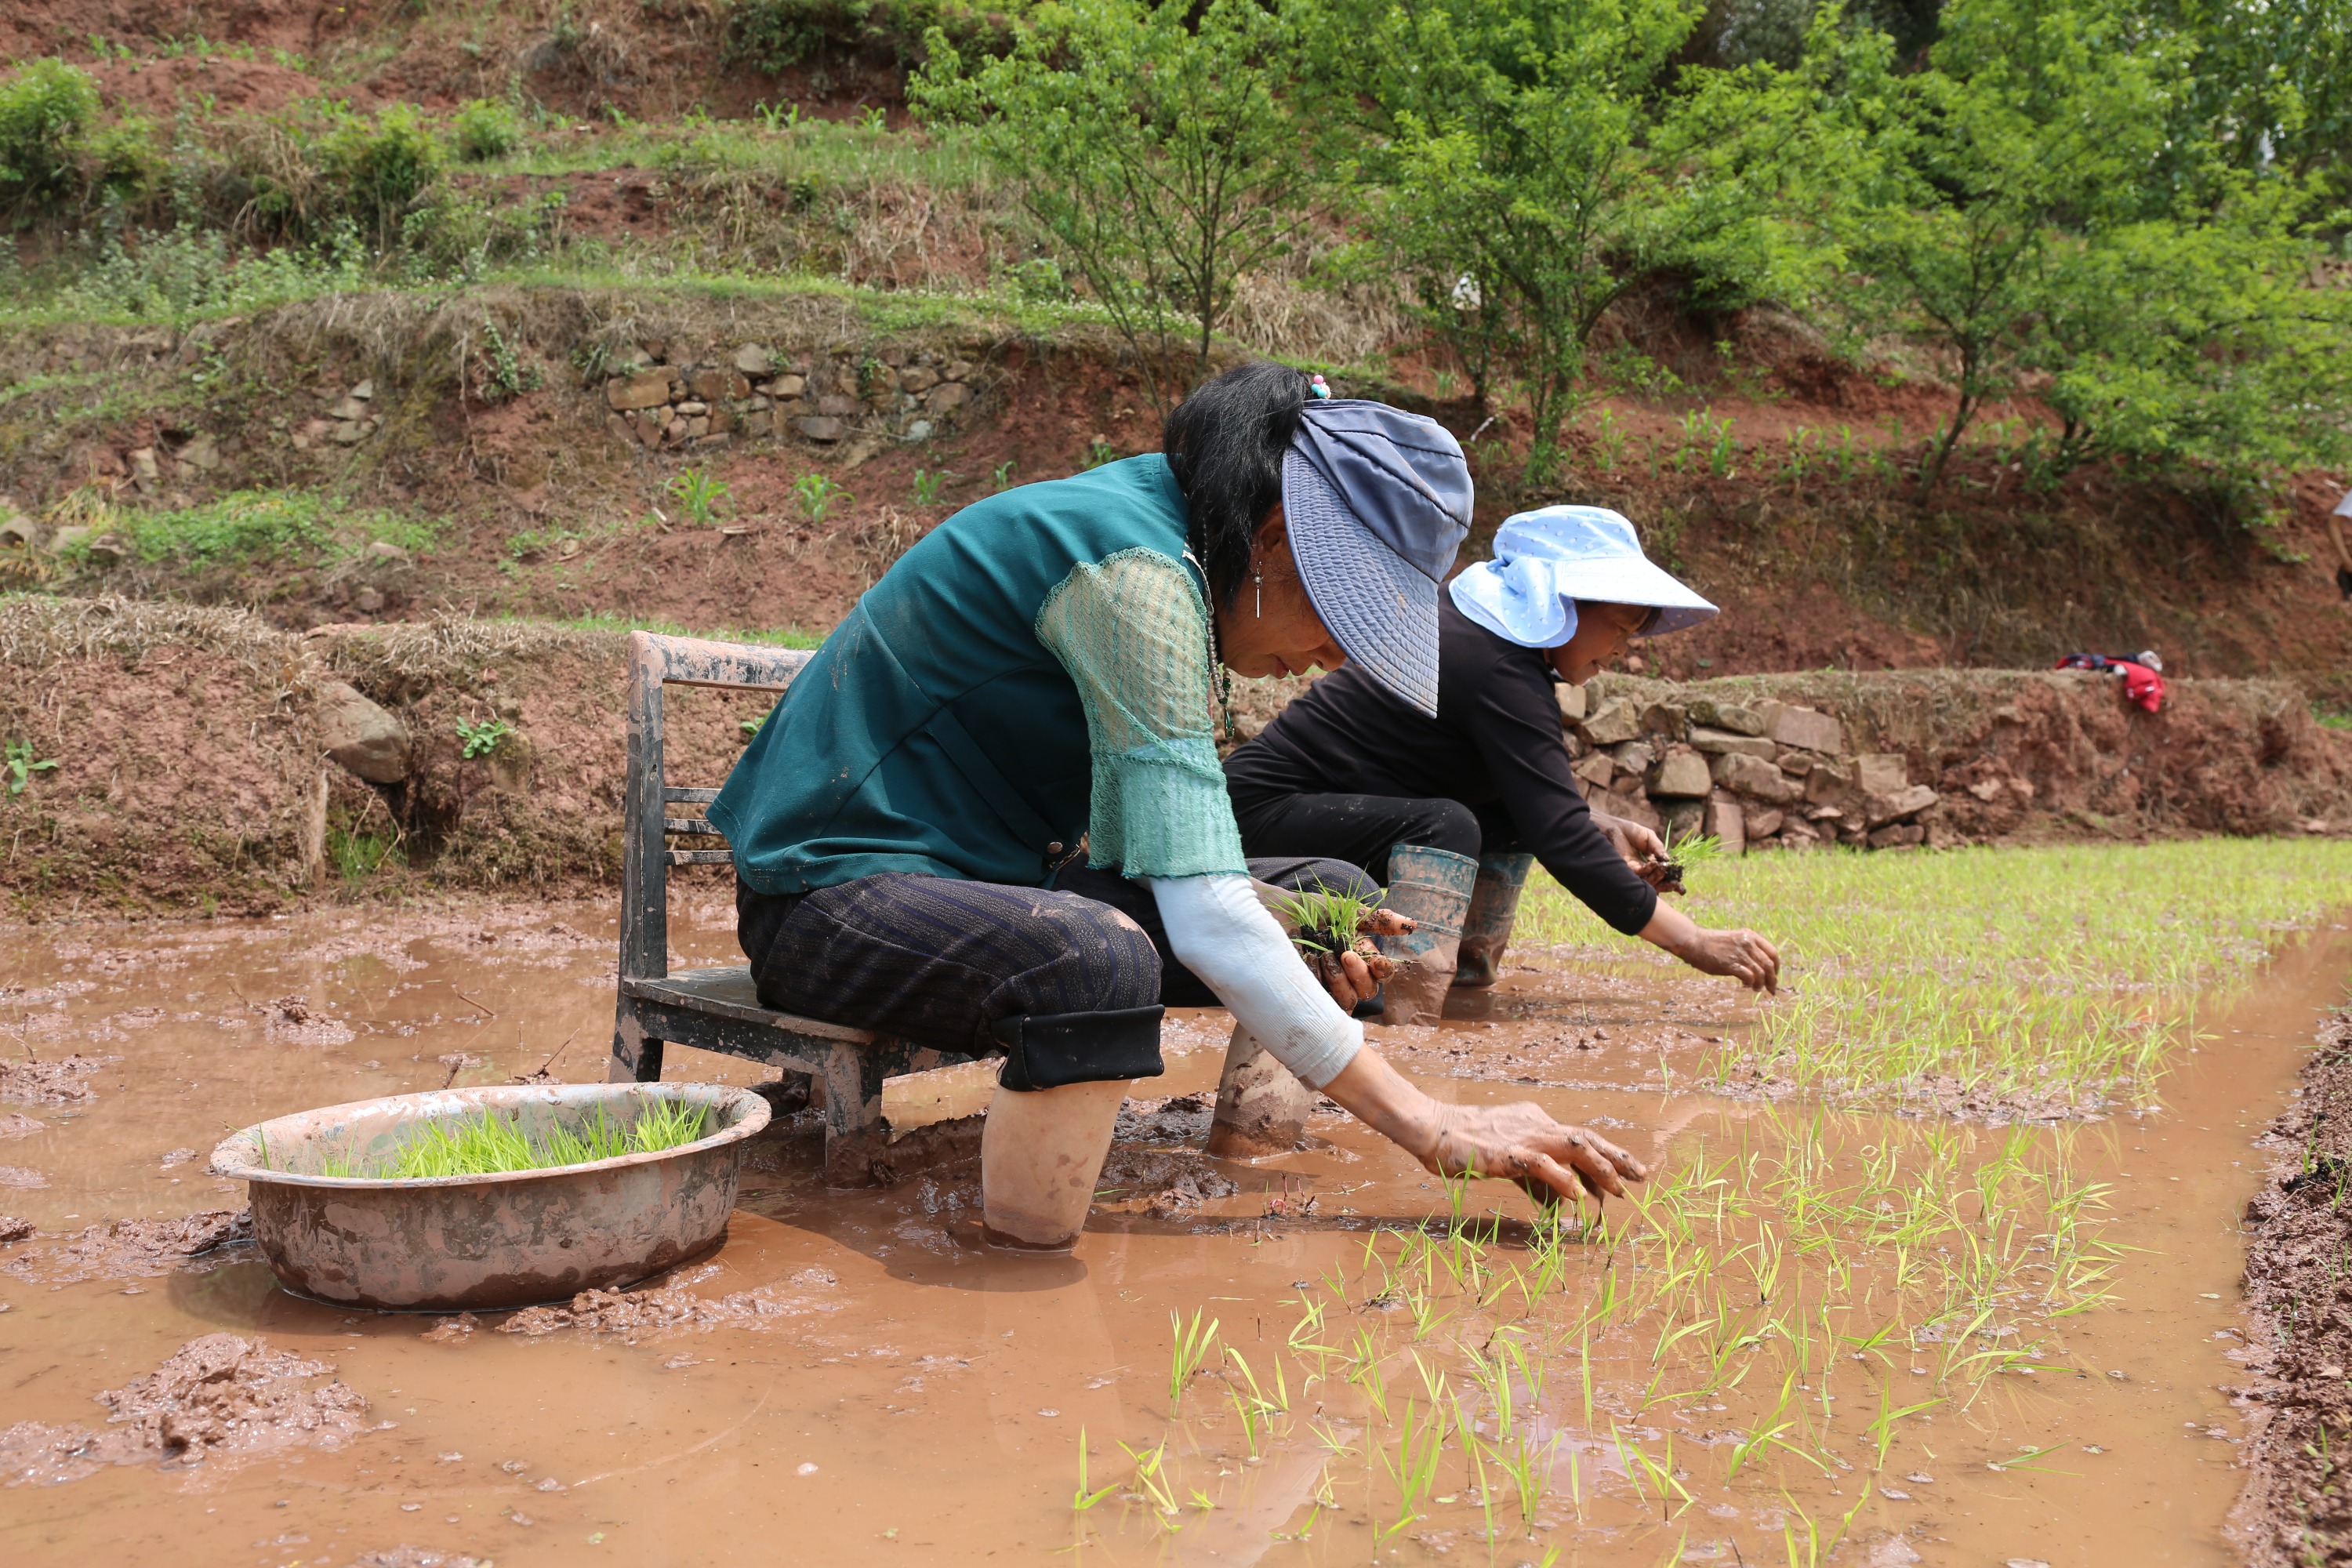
[1221,596,1661,935]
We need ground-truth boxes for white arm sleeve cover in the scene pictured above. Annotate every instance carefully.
[1146,873,1363,1089]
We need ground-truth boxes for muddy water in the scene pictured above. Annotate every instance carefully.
[0,902,2343,1566]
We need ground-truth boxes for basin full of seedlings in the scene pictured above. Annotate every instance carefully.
[210,1082,771,1312]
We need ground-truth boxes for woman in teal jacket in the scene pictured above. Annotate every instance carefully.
[712,362,1645,1249]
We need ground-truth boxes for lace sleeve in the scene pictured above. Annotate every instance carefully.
[1034,548,1247,879]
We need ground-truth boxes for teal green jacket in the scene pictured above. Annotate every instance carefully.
[712,454,1240,893]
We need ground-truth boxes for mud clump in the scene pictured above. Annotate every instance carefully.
[0,1056,102,1105]
[0,1333,371,1486]
[2,1208,252,1283]
[0,1214,31,1244]
[1114,1091,1214,1146]
[1095,1149,1240,1220]
[499,1267,842,1338]
[2236,1008,2352,1566]
[0,1113,44,1139]
[259,994,357,1046]
[347,1549,492,1568]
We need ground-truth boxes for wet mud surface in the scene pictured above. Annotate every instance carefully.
[2,1332,375,1486]
[2231,1008,2352,1565]
[0,898,2343,1565]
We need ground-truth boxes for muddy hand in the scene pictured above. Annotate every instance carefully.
[1595,813,1668,875]
[1422,1102,1648,1205]
[1306,908,1413,1011]
[1683,926,1780,993]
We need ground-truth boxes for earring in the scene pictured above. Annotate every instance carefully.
[1254,570,1262,617]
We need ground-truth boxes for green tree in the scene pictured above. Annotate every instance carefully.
[1305,0,1817,481]
[2133,0,2352,216]
[2028,205,2352,486]
[1820,0,2351,493]
[913,0,1319,411]
[1817,0,2178,489]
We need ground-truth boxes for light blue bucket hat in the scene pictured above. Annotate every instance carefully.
[1282,400,1474,717]
[1448,505,1717,649]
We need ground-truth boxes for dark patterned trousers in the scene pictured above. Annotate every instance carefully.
[735,857,1372,1058]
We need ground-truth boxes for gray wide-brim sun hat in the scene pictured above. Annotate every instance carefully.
[1448,505,1717,649]
[1282,400,1475,717]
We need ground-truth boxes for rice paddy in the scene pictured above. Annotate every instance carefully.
[1520,838,2352,1114]
[1080,840,2352,1557]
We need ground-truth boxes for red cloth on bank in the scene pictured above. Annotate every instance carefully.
[2053,653,2165,714]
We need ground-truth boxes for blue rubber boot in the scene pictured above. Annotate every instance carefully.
[1453,851,1535,989]
[1374,844,1479,1026]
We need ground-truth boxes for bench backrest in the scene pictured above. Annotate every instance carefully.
[621,630,811,986]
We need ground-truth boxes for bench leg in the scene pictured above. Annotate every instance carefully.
[609,1008,666,1084]
[819,1036,939,1187]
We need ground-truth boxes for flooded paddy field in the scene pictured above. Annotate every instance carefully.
[3,842,2350,1567]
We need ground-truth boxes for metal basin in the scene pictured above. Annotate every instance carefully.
[209,1082,771,1312]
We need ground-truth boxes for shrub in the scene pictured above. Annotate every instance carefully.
[61,221,364,319]
[324,103,441,241]
[0,58,101,213]
[449,98,521,163]
[726,0,1022,72]
[84,113,163,206]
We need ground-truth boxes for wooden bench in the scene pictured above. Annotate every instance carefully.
[608,630,982,1185]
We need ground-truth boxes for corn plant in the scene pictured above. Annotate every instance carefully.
[793,472,848,524]
[667,466,730,524]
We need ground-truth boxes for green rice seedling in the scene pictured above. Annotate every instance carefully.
[325,1100,710,1179]
[1868,1388,1942,1468]
[1494,1430,1557,1529]
[1269,881,1385,958]
[1117,1439,1181,1523]
[1347,1328,1392,1420]
[1222,1349,1285,1457]
[1986,1440,2070,1474]
[1725,1370,1802,1483]
[1167,1308,1219,1408]
[1617,1429,1693,1519]
[1071,1428,1117,1511]
[1374,1399,1444,1550]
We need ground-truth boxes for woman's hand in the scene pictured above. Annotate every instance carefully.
[1426,1102,1648,1205]
[1591,811,1668,878]
[1319,1049,1650,1208]
[1639,902,1780,991]
[1301,906,1414,1012]
[1679,926,1780,991]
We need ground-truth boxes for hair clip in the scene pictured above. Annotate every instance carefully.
[1308,373,1332,400]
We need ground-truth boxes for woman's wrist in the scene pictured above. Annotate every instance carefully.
[1319,1046,1446,1167]
[1639,901,1704,962]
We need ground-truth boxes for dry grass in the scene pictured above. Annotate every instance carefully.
[0,593,303,681]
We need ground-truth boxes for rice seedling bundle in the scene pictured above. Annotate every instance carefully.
[310,1099,710,1180]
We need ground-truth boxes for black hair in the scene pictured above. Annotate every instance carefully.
[1161,360,1313,610]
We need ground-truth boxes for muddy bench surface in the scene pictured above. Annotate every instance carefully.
[609,631,980,1185]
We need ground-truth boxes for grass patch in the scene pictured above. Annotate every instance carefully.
[327,824,402,882]
[57,488,444,569]
[515,609,826,648]
[473,118,999,191]
[1519,838,2352,1113]
[299,1099,711,1179]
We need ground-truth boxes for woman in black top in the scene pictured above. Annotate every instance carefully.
[1223,505,1780,1022]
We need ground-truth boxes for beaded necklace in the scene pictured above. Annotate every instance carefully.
[1184,547,1240,742]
